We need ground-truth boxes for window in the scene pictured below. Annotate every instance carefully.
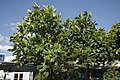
[14,73,18,80]
[19,74,23,80]
[14,73,23,80]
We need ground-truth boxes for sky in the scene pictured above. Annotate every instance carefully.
[0,0,120,57]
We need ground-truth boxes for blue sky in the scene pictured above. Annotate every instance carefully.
[0,0,120,56]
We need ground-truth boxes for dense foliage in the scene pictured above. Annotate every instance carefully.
[9,3,120,80]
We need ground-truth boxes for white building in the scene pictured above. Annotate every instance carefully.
[0,53,36,80]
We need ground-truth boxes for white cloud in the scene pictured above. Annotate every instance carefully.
[11,26,17,31]
[1,23,16,27]
[1,22,17,31]
[4,56,15,62]
[0,34,12,51]
[0,34,4,42]
[9,23,16,26]
[0,45,13,51]
[0,34,11,45]
[9,22,17,31]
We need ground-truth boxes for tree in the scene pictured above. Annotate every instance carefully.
[110,22,120,48]
[9,2,79,80]
[9,3,120,80]
[110,22,120,33]
[62,12,119,79]
[102,66,120,80]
